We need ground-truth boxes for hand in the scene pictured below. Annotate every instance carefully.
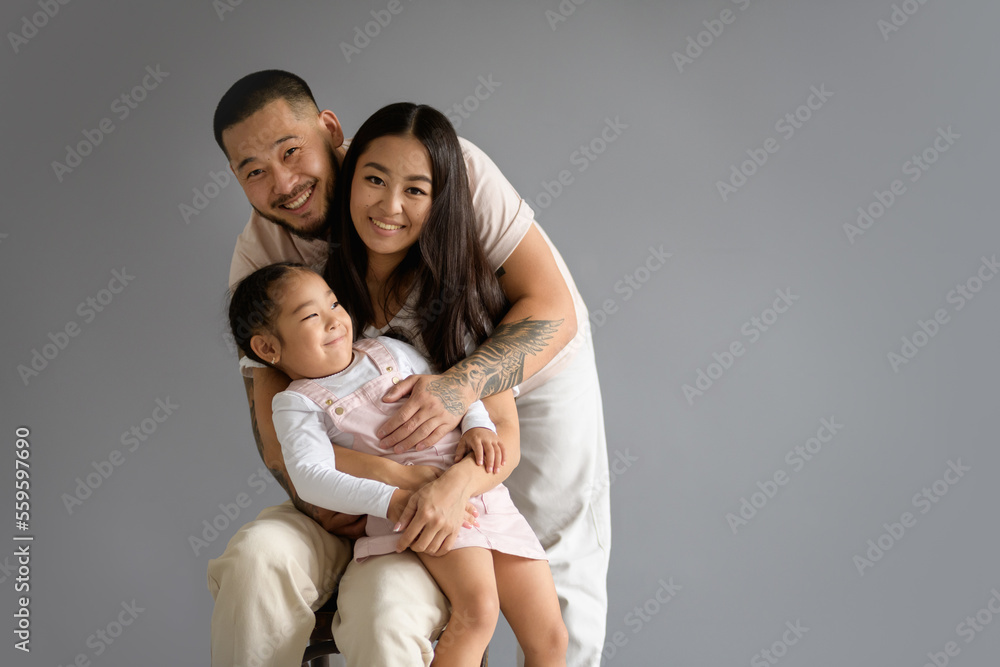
[377,374,468,454]
[392,476,474,556]
[388,489,478,534]
[454,428,506,474]
[393,464,444,491]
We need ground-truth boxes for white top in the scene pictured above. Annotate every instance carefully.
[230,136,588,395]
[271,336,495,518]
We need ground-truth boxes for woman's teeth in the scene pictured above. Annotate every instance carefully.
[372,218,402,230]
[282,188,312,210]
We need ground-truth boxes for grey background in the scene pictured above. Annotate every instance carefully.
[2,0,998,665]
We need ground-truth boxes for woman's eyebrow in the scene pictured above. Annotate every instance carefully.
[362,161,431,184]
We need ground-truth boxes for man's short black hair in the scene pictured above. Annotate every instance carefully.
[213,70,319,158]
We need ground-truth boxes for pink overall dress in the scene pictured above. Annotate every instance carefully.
[288,338,547,563]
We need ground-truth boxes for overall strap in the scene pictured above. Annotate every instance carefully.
[354,337,399,376]
[287,378,341,415]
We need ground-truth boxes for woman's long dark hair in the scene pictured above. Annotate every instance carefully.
[325,102,508,371]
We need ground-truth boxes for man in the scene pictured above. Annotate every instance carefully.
[207,70,610,666]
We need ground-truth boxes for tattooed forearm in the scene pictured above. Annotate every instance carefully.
[429,317,563,408]
[243,374,294,500]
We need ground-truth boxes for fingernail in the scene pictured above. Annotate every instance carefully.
[393,523,402,532]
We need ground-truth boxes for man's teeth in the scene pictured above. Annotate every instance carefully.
[372,218,402,230]
[282,188,312,210]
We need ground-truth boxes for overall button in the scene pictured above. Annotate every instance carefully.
[392,377,400,384]
[335,407,345,415]
[325,399,333,406]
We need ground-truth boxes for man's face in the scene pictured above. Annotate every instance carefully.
[223,98,338,239]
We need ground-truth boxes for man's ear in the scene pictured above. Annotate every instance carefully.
[318,109,345,148]
[250,333,280,364]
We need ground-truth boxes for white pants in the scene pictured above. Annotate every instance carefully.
[207,331,611,666]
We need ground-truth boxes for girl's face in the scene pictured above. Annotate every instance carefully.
[255,271,354,380]
[350,134,434,269]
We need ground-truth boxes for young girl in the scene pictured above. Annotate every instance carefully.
[228,263,568,666]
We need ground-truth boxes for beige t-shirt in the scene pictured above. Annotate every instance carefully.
[229,137,587,396]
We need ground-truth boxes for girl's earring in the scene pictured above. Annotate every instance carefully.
[271,357,277,364]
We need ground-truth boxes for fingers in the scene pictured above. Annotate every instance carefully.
[380,374,417,404]
[390,415,446,454]
[393,497,417,534]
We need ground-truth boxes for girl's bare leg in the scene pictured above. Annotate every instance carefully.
[493,553,568,667]
[418,548,499,667]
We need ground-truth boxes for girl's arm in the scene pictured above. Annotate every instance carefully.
[244,362,441,535]
[273,391,402,518]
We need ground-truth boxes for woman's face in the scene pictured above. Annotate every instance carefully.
[350,134,434,269]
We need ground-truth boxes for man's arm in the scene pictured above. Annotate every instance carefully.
[377,223,576,451]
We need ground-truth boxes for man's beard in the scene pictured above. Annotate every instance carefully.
[254,145,339,241]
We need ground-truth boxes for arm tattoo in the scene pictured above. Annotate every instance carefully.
[244,376,331,525]
[427,317,563,412]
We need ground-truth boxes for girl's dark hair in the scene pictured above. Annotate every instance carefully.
[325,102,508,371]
[228,262,321,364]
